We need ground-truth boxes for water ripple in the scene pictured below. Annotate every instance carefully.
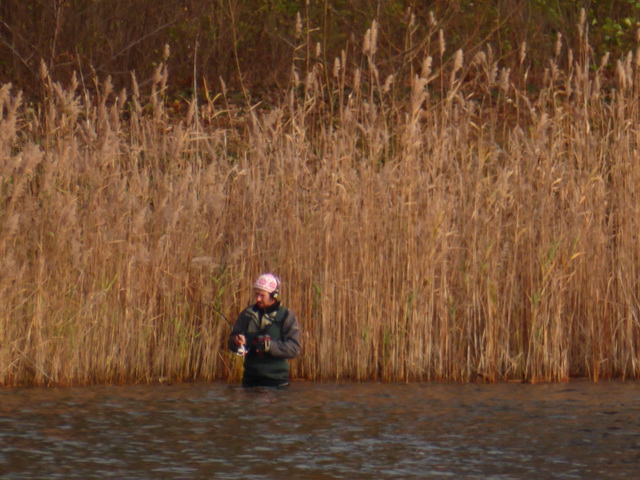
[0,381,639,479]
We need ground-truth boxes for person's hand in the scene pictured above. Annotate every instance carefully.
[254,335,271,354]
[234,334,246,346]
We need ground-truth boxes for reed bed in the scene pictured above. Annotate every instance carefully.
[1,15,640,386]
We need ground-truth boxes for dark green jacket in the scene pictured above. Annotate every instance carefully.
[228,303,301,387]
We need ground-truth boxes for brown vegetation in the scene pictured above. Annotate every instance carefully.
[1,11,640,386]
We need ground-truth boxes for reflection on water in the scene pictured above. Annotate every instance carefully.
[0,380,639,479]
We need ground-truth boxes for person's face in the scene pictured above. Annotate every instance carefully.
[255,288,275,309]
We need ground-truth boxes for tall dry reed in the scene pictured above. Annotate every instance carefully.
[1,11,639,385]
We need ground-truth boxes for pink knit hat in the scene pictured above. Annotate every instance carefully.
[254,273,280,294]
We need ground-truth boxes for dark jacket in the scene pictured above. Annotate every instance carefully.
[228,303,301,387]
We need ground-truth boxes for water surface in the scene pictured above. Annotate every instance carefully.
[1,380,638,479]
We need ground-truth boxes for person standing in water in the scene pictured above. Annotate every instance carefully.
[228,273,301,388]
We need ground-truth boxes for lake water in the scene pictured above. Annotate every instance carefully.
[0,380,638,479]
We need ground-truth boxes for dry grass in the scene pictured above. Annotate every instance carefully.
[1,15,640,386]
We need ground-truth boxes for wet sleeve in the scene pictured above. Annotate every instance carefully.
[269,310,301,359]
